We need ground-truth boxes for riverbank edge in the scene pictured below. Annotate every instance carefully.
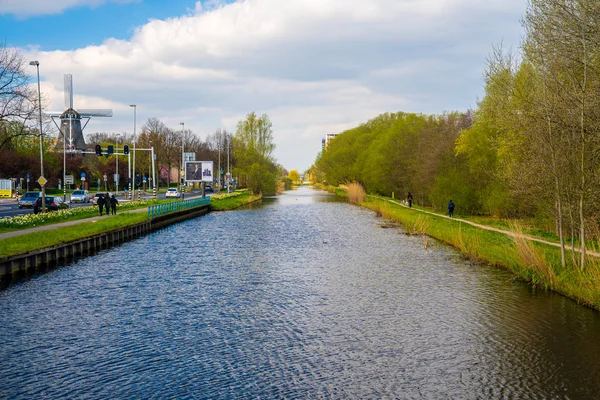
[210,192,262,211]
[324,186,600,311]
[0,204,210,286]
[0,191,261,287]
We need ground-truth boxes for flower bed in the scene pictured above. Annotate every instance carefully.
[0,200,155,229]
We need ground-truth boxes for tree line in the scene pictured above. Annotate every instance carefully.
[313,0,600,267]
[0,43,282,195]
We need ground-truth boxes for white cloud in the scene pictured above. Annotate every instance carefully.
[21,0,526,171]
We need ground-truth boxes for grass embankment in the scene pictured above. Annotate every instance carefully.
[0,213,148,258]
[0,191,261,258]
[210,190,262,211]
[0,199,161,234]
[334,184,600,310]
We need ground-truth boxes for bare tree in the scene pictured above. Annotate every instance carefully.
[0,43,39,150]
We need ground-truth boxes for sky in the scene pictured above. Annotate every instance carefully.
[0,0,526,173]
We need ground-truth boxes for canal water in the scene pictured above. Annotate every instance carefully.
[1,187,600,399]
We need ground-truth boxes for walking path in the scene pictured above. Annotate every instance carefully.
[384,198,600,258]
[0,193,205,241]
[0,207,149,240]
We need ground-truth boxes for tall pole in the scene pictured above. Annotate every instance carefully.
[227,133,230,193]
[128,150,131,198]
[151,145,156,199]
[30,61,45,212]
[218,130,221,190]
[115,134,120,193]
[180,122,184,194]
[130,104,136,199]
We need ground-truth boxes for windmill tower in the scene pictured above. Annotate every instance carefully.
[50,74,112,151]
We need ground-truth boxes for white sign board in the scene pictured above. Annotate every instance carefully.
[184,152,196,162]
[64,175,74,184]
[185,161,213,183]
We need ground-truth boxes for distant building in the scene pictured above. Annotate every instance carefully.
[322,133,338,150]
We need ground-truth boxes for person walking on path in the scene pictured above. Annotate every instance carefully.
[105,193,111,215]
[448,200,455,218]
[97,195,105,216]
[407,192,413,208]
[110,194,119,215]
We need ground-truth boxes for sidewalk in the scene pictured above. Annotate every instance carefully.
[385,198,600,258]
[0,207,149,240]
[0,193,207,241]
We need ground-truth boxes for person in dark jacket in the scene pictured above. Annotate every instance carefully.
[407,192,413,208]
[97,195,105,216]
[110,194,119,215]
[448,200,455,218]
[105,193,111,215]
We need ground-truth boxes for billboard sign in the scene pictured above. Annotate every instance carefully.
[185,161,213,183]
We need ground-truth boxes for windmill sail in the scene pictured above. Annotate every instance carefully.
[64,74,73,109]
[51,74,112,150]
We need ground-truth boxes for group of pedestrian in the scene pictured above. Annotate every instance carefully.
[97,193,118,216]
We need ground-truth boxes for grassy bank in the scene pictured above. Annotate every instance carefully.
[337,188,600,310]
[0,199,166,233]
[0,191,262,258]
[0,213,148,258]
[210,190,262,211]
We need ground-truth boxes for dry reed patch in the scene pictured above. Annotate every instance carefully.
[405,215,429,235]
[510,222,555,287]
[346,181,366,204]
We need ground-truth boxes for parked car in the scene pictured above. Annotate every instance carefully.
[33,196,69,214]
[18,191,41,209]
[204,183,214,193]
[70,189,90,203]
[165,188,180,198]
[91,193,111,205]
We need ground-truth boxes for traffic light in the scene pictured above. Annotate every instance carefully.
[95,144,102,156]
[123,145,129,155]
[107,145,114,155]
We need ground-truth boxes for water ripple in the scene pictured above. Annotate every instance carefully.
[1,187,600,398]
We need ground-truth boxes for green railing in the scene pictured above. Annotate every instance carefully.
[147,197,210,218]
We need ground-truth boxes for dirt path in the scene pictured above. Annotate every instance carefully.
[385,198,600,258]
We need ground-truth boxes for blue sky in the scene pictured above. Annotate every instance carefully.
[0,0,526,172]
[1,1,222,50]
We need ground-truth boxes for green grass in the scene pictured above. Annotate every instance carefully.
[0,213,148,258]
[0,198,171,233]
[210,190,262,211]
[0,191,261,257]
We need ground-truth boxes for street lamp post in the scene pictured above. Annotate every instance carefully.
[180,122,184,195]
[227,133,231,193]
[115,134,120,193]
[29,61,46,212]
[130,104,136,199]
[151,145,157,198]
[218,131,221,190]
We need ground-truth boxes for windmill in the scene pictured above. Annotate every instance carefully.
[49,74,113,151]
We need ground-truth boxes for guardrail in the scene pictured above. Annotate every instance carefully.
[147,197,210,218]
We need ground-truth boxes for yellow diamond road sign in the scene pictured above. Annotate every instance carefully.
[37,176,47,187]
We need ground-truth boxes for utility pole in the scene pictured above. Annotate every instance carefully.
[130,104,136,199]
[180,122,185,195]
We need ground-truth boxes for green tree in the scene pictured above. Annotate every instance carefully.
[233,112,278,195]
[288,169,301,184]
